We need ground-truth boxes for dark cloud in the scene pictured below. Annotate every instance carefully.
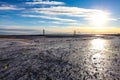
[0,28,38,31]
[0,28,42,35]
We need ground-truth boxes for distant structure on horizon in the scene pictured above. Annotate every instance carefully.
[74,30,76,36]
[43,29,45,36]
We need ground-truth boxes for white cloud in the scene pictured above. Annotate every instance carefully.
[22,14,77,22]
[38,21,62,24]
[33,0,42,1]
[24,1,117,25]
[32,6,101,17]
[32,6,117,21]
[26,1,65,5]
[109,18,118,21]
[38,21,82,26]
[0,4,24,10]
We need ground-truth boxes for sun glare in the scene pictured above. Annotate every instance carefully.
[89,12,109,26]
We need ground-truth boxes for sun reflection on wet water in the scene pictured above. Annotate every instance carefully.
[90,38,108,75]
[91,38,106,50]
[90,38,107,62]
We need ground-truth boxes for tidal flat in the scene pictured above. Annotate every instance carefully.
[0,35,120,80]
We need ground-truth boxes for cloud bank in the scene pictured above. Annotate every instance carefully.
[0,4,24,10]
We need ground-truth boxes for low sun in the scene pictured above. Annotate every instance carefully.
[89,12,109,26]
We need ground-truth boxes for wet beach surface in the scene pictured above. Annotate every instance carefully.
[0,35,120,80]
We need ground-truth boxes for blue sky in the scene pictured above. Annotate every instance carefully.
[0,0,120,34]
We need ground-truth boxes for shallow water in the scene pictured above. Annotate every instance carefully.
[0,36,120,80]
[45,36,120,79]
[67,37,120,80]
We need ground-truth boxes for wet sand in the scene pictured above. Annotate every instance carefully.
[0,35,120,80]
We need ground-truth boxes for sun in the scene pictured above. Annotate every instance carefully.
[89,12,109,26]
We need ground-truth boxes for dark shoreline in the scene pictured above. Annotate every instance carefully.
[0,34,120,39]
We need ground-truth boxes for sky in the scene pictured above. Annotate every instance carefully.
[0,0,120,34]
